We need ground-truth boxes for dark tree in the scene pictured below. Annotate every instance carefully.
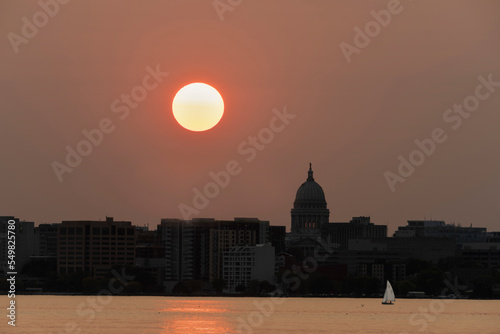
[124,281,143,294]
[212,278,227,294]
[416,268,445,296]
[472,275,494,298]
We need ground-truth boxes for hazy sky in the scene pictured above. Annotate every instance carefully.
[1,0,500,234]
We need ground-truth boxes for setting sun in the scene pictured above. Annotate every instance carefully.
[172,83,224,132]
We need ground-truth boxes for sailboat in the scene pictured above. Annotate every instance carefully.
[382,280,395,305]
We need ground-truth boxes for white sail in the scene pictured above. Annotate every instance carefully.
[382,281,395,303]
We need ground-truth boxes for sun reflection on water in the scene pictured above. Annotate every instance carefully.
[158,300,235,334]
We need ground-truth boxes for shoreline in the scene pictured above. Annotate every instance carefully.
[9,292,499,300]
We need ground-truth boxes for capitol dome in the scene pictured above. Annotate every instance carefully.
[291,164,330,234]
[294,166,327,204]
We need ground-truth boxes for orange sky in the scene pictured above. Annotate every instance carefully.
[1,0,500,234]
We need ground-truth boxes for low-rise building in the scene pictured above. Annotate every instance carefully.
[395,220,488,248]
[223,244,275,293]
[388,236,456,264]
[460,242,500,268]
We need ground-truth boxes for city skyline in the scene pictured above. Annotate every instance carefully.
[3,205,498,296]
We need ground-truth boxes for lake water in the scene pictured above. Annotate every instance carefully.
[11,296,500,333]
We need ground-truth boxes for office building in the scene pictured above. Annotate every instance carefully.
[159,217,269,292]
[57,217,135,277]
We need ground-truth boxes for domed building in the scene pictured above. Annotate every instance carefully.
[290,164,330,236]
[285,164,388,275]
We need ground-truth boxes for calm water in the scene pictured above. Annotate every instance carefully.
[10,296,500,333]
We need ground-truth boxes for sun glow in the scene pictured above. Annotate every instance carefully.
[172,83,224,132]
